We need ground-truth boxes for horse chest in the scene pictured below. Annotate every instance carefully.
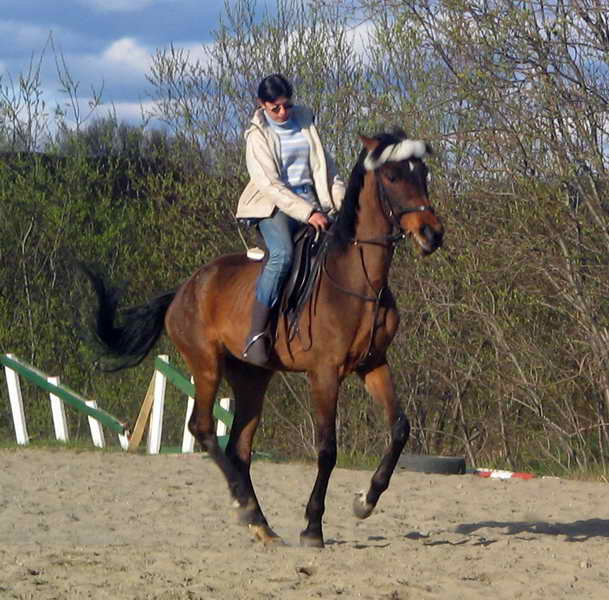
[343,302,399,369]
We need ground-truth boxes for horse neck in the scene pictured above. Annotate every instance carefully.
[331,173,394,294]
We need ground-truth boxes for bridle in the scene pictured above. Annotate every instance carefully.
[322,169,435,301]
[351,169,435,249]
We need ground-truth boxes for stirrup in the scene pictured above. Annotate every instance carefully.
[242,332,267,357]
[242,332,273,367]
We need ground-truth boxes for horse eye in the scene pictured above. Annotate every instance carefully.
[385,173,397,183]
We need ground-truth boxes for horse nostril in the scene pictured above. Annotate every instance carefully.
[421,225,443,247]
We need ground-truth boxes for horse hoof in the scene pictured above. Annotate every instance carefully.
[235,499,260,525]
[353,490,374,519]
[300,532,325,549]
[249,524,284,545]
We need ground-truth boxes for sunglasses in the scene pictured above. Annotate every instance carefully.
[270,102,294,113]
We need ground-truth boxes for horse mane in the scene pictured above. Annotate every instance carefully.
[331,129,411,252]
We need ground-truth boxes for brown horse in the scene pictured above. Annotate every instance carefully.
[86,130,444,548]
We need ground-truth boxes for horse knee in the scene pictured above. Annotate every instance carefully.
[188,416,216,452]
[317,438,337,470]
[187,416,197,439]
[187,412,202,437]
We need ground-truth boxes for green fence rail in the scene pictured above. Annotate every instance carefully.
[0,353,127,434]
[154,356,234,430]
[1,353,233,452]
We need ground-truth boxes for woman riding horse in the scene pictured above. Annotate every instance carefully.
[237,74,345,366]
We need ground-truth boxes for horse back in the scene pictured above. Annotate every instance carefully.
[165,252,260,354]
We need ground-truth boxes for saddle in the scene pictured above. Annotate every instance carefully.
[280,225,330,341]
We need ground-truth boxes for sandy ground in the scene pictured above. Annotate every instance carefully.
[1,449,609,599]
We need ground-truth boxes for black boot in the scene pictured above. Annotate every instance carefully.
[242,300,272,366]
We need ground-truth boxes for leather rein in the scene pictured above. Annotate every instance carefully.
[323,176,435,302]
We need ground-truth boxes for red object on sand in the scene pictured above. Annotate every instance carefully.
[474,469,536,480]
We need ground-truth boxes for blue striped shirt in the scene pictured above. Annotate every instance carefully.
[265,113,313,192]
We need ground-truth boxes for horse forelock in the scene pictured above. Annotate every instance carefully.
[363,133,428,171]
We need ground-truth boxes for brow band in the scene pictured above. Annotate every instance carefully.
[364,139,427,171]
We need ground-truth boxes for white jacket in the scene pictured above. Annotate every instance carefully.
[236,106,345,222]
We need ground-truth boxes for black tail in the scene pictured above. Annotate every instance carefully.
[82,265,176,371]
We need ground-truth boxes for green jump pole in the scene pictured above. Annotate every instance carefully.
[153,356,234,429]
[0,354,128,435]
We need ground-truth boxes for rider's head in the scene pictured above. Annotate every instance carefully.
[257,74,294,124]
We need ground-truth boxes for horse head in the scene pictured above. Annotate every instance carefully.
[360,131,444,255]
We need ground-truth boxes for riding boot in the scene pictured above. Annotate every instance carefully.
[242,300,272,366]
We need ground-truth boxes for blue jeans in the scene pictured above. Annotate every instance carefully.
[256,210,300,308]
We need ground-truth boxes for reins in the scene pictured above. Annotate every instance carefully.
[350,178,434,248]
[323,175,434,300]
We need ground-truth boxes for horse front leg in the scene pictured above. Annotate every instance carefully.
[353,362,410,519]
[300,368,339,548]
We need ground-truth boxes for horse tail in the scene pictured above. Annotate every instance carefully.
[83,265,176,371]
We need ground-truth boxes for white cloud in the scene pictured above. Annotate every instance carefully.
[59,36,213,110]
[344,20,374,57]
[175,41,213,69]
[77,0,156,12]
[53,97,157,128]
[101,99,157,123]
[74,37,210,84]
[102,37,153,74]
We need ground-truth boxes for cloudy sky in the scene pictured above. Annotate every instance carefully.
[0,0,268,125]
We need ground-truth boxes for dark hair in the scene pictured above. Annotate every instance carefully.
[257,74,293,102]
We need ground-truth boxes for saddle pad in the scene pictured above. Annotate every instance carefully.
[247,247,265,261]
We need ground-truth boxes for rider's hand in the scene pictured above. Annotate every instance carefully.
[308,211,329,231]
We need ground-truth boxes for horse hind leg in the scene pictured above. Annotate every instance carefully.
[353,362,410,519]
[223,356,282,545]
[186,350,266,538]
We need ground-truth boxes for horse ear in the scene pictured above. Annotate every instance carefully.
[359,135,379,152]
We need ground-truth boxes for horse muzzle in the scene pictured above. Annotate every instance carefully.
[401,212,444,255]
[417,223,444,255]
